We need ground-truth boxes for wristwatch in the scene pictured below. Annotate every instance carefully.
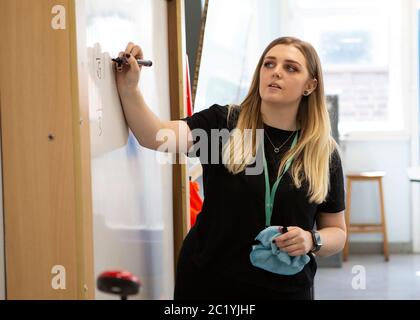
[310,230,322,253]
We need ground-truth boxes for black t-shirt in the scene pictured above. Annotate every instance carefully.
[180,104,345,292]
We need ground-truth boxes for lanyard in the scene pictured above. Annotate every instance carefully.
[263,132,298,227]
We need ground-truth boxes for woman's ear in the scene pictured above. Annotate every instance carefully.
[304,78,318,95]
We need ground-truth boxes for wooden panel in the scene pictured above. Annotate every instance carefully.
[0,0,93,299]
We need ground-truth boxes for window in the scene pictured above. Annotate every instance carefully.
[194,0,282,113]
[284,0,406,137]
[195,0,409,139]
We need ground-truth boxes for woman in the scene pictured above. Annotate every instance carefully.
[115,36,346,300]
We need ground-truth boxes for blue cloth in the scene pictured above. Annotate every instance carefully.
[250,226,310,275]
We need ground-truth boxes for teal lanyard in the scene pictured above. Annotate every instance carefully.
[263,132,299,227]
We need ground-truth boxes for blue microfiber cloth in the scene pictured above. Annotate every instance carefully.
[250,226,310,275]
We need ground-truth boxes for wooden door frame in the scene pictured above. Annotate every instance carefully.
[167,0,190,272]
[0,95,5,299]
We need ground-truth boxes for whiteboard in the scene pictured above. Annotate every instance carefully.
[79,0,174,299]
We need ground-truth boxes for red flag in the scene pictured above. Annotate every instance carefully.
[186,55,202,228]
[190,181,203,227]
[185,55,193,117]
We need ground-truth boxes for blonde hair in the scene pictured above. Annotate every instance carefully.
[222,36,338,204]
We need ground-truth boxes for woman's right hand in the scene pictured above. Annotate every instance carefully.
[115,42,144,92]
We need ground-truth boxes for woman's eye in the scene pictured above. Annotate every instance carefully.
[264,61,274,68]
[285,65,297,72]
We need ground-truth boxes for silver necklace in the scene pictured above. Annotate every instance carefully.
[264,130,296,154]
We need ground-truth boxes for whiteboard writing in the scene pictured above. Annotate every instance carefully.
[87,43,129,157]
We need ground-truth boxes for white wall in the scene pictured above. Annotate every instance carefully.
[341,139,411,243]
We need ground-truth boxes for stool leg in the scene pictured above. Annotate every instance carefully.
[378,177,389,262]
[343,178,352,262]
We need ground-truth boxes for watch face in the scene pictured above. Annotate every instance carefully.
[315,232,322,246]
[311,231,322,253]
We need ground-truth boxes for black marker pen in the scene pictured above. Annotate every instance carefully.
[112,57,153,67]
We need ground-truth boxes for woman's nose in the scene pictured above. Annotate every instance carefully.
[273,68,282,79]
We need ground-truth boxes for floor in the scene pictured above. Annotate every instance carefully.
[314,254,420,300]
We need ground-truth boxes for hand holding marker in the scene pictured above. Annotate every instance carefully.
[113,51,147,88]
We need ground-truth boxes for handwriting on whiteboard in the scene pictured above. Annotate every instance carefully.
[87,43,129,157]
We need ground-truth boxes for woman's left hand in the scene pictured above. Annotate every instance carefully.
[272,226,313,256]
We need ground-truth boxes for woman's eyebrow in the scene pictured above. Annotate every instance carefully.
[264,56,302,67]
[284,59,302,67]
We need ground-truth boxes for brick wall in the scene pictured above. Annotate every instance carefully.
[324,71,389,122]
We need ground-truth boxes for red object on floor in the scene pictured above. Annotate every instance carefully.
[97,270,141,300]
[190,181,203,228]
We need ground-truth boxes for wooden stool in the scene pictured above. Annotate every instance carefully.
[343,171,389,262]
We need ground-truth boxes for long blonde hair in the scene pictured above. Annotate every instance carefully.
[222,36,338,204]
